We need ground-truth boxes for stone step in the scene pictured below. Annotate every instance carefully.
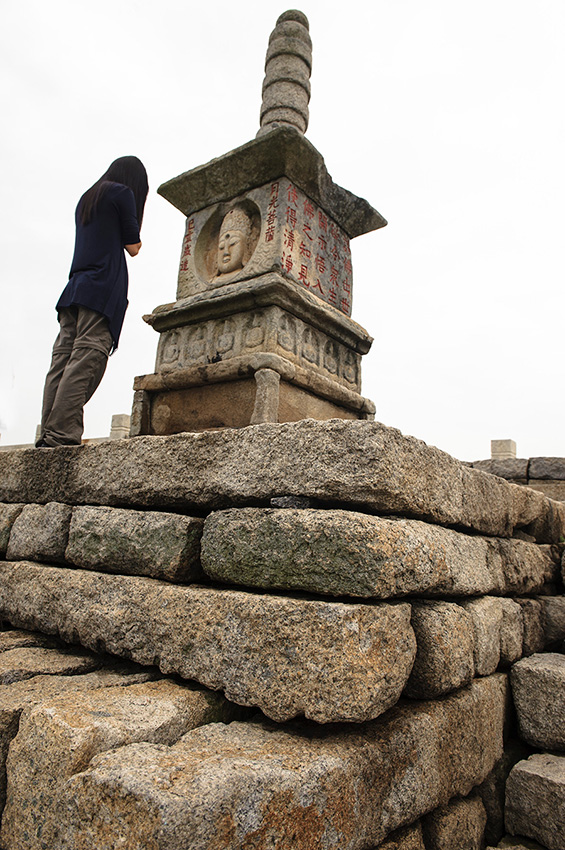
[505,754,565,850]
[47,675,507,850]
[0,561,416,723]
[201,507,560,598]
[0,420,563,541]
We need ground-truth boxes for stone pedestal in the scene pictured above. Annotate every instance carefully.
[131,128,385,435]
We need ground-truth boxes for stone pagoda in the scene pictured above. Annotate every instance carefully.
[131,10,386,435]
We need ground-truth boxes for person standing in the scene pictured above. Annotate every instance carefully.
[36,156,148,448]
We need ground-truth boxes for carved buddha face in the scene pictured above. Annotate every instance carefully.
[217,229,246,274]
[215,208,252,278]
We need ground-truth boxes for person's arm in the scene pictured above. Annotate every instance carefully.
[125,242,142,257]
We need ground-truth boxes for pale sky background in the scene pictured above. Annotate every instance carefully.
[1,0,563,461]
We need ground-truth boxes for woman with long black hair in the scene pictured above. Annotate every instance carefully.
[36,156,148,448]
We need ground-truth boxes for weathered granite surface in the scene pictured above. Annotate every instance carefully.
[52,676,507,850]
[66,506,204,583]
[421,794,487,850]
[0,504,23,556]
[201,508,559,597]
[404,602,474,698]
[0,562,416,723]
[511,654,565,750]
[540,596,565,646]
[1,422,563,541]
[2,679,240,850]
[498,598,524,667]
[505,754,565,850]
[462,597,504,676]
[515,599,545,656]
[6,502,72,563]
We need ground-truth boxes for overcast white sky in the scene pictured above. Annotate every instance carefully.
[1,0,563,461]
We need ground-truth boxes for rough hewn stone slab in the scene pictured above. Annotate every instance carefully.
[528,480,565,501]
[529,458,565,480]
[496,540,559,595]
[472,459,529,480]
[404,602,474,699]
[2,679,240,850]
[0,646,101,685]
[0,664,154,813]
[515,599,545,656]
[505,754,565,850]
[540,597,565,646]
[0,561,416,723]
[0,421,563,541]
[6,502,71,563]
[202,508,495,598]
[461,597,503,677]
[421,794,487,850]
[201,508,559,598]
[498,599,523,666]
[511,654,565,750]
[66,506,204,583]
[0,504,23,557]
[51,676,507,850]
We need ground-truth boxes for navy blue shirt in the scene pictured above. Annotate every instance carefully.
[57,182,141,351]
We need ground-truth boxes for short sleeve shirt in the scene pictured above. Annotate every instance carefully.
[56,182,141,350]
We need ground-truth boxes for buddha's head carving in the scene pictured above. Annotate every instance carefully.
[216,208,252,278]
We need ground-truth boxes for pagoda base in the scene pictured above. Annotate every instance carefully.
[130,354,374,436]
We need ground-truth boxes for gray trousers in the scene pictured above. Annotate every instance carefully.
[39,306,113,446]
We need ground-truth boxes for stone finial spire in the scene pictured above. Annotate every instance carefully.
[257,10,312,138]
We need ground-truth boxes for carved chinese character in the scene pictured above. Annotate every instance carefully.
[286,207,297,228]
[284,228,295,250]
[314,255,326,273]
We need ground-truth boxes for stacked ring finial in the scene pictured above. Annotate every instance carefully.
[257,9,312,137]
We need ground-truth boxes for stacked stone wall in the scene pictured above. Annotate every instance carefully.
[472,457,565,503]
[0,420,563,849]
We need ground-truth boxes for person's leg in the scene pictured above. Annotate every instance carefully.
[38,307,78,442]
[42,307,113,446]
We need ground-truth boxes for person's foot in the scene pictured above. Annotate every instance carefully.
[35,439,51,448]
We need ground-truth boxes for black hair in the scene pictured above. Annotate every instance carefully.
[79,156,148,228]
